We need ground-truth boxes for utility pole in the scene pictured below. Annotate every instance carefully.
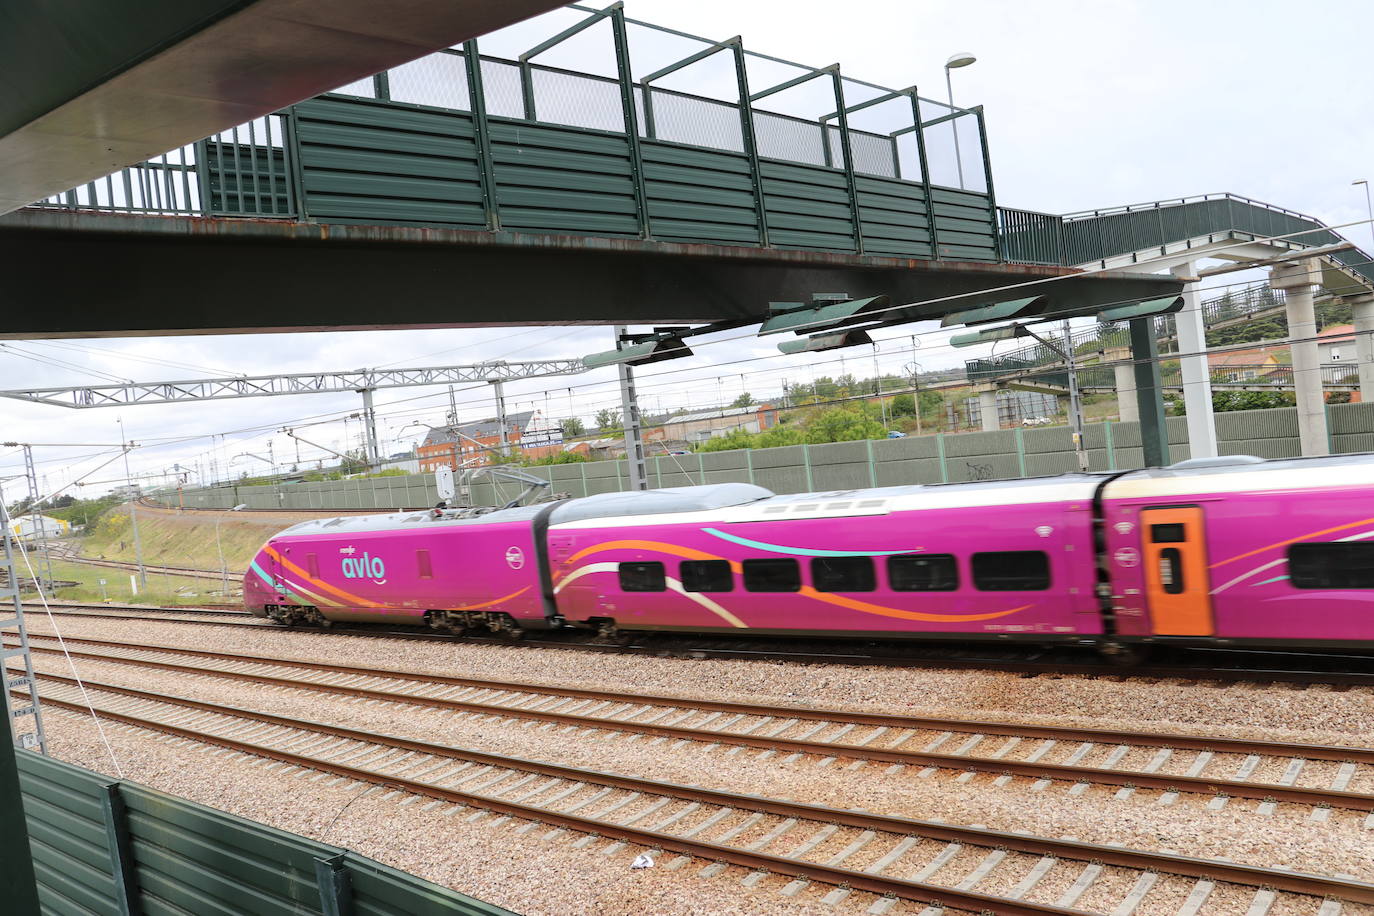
[614,326,649,490]
[117,418,147,590]
[1062,321,1089,472]
[20,446,53,593]
[491,380,510,459]
[909,335,923,436]
[357,388,380,467]
[447,385,459,426]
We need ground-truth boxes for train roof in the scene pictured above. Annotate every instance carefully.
[547,474,1110,529]
[547,483,772,524]
[1104,452,1373,499]
[269,453,1372,539]
[272,502,548,537]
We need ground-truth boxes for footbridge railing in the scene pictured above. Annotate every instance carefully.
[28,6,1003,263]
[997,193,1374,287]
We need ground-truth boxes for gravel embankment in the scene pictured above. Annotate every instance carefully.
[27,616,1374,745]
[20,618,1374,914]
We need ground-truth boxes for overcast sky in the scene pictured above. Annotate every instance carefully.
[3,0,1373,500]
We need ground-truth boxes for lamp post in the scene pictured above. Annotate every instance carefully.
[944,51,976,190]
[1354,180,1374,251]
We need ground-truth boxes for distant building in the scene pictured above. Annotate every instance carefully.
[1207,345,1286,383]
[653,403,779,445]
[1318,324,1355,364]
[111,484,142,499]
[7,516,69,541]
[417,410,566,471]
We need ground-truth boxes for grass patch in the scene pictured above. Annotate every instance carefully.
[35,559,237,606]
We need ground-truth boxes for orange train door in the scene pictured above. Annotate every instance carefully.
[1139,507,1214,636]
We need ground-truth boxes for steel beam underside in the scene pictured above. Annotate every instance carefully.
[0,212,1180,338]
[0,0,567,215]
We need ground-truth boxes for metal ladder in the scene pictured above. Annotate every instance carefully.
[0,497,47,754]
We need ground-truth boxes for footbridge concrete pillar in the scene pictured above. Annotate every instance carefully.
[1110,348,1143,425]
[1351,294,1374,403]
[1271,261,1328,456]
[978,389,1000,432]
[1173,262,1217,458]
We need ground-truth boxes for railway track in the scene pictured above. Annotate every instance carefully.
[18,672,1374,915]
[47,551,228,580]
[24,605,1374,685]
[17,634,1374,820]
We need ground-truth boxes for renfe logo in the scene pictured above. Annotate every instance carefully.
[342,552,386,581]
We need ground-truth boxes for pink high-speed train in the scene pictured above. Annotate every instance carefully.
[244,453,1374,655]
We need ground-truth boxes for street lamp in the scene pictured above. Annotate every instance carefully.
[1354,180,1374,251]
[944,52,976,190]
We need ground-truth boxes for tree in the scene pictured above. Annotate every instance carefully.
[804,406,887,444]
[593,408,621,431]
[730,392,755,408]
[561,417,585,437]
[525,451,589,465]
[754,426,806,448]
[697,428,757,452]
[890,393,916,418]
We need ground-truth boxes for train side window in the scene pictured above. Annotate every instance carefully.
[1151,523,1186,543]
[1158,547,1184,594]
[971,551,1051,591]
[888,554,959,591]
[416,549,433,580]
[306,553,319,578]
[619,561,666,592]
[810,557,875,592]
[681,560,733,592]
[1288,543,1374,589]
[742,558,801,592]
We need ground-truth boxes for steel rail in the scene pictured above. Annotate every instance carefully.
[19,611,1374,684]
[24,601,248,615]
[26,683,1085,916]
[24,676,1374,909]
[19,637,1374,812]
[26,634,1374,765]
[47,554,225,579]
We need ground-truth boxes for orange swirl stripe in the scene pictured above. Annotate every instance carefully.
[1210,516,1374,568]
[262,544,385,608]
[442,587,530,611]
[562,540,1026,624]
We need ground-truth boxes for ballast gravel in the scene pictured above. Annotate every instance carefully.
[21,616,1374,914]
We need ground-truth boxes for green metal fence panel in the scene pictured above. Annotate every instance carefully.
[929,187,997,261]
[488,118,641,237]
[760,160,857,252]
[294,97,486,227]
[17,752,122,916]
[855,174,933,259]
[806,440,873,491]
[18,753,513,916]
[640,141,762,246]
